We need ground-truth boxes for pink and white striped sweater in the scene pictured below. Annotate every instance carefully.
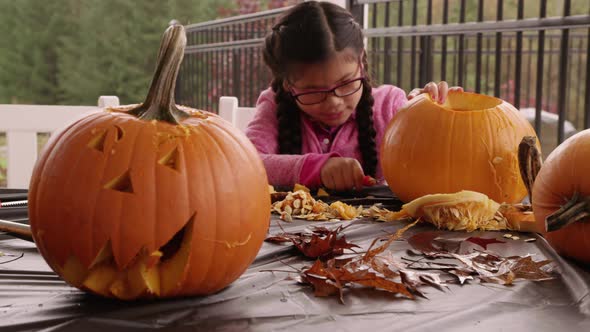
[245,85,408,188]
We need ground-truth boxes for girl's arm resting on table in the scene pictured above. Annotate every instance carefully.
[258,152,340,188]
[246,90,339,188]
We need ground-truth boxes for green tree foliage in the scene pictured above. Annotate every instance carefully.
[0,1,73,104]
[0,0,232,105]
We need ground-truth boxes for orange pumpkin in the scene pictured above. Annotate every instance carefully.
[532,129,590,264]
[381,91,539,204]
[28,25,270,299]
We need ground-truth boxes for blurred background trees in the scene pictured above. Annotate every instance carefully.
[0,0,296,105]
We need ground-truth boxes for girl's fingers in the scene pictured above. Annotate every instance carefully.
[352,166,364,191]
[449,86,464,93]
[334,165,347,191]
[424,81,438,103]
[322,169,335,190]
[407,88,422,100]
[437,81,449,104]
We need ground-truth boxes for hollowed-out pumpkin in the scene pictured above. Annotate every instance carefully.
[28,25,270,299]
[531,130,590,264]
[381,91,539,204]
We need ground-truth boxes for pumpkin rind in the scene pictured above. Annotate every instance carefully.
[532,129,590,264]
[381,91,539,204]
[28,25,270,299]
[29,108,270,297]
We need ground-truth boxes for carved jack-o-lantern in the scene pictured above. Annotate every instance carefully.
[28,25,270,299]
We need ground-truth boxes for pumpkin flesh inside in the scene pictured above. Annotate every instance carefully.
[439,92,503,112]
[393,190,540,232]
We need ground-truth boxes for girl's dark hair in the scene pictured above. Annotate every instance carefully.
[263,1,377,176]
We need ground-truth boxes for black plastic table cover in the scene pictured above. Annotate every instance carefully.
[1,190,589,332]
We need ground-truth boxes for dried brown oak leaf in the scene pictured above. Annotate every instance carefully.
[301,259,414,304]
[299,221,419,303]
[265,225,360,260]
[465,236,506,250]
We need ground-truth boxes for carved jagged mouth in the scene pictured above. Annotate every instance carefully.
[59,212,196,300]
[159,220,187,261]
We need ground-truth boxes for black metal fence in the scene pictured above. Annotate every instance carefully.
[177,0,590,148]
[177,8,288,110]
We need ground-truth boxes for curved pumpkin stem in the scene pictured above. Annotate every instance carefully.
[128,24,189,124]
[546,192,590,232]
[518,136,543,204]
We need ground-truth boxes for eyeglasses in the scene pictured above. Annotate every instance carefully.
[289,76,365,105]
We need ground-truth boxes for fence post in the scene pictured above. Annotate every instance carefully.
[97,96,120,108]
[348,0,364,26]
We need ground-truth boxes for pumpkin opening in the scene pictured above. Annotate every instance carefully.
[159,219,188,261]
[57,213,196,299]
[87,130,108,152]
[158,146,180,171]
[440,92,503,112]
[114,125,124,141]
[103,170,134,193]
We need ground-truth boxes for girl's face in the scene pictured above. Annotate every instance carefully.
[286,51,363,127]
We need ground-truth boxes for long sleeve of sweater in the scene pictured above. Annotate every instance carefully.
[245,89,311,187]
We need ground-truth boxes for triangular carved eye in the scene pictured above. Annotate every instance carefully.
[158,146,179,171]
[88,130,108,152]
[104,170,134,193]
[114,125,124,141]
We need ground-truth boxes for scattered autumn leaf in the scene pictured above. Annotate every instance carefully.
[407,231,444,253]
[266,218,556,304]
[301,259,413,304]
[297,221,418,303]
[265,225,360,260]
[465,236,506,250]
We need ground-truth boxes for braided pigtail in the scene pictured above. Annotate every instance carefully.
[355,52,377,176]
[272,79,302,154]
[262,2,371,158]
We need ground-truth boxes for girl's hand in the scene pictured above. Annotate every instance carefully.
[320,157,365,191]
[408,81,463,104]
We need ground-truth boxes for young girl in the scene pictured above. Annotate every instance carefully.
[246,1,461,191]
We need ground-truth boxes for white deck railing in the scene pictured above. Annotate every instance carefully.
[0,96,119,189]
[0,95,576,190]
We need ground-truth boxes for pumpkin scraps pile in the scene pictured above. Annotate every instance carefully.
[266,186,556,303]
